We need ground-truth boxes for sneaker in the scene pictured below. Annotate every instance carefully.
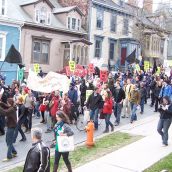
[45,129,52,133]
[121,116,125,118]
[26,130,31,134]
[2,158,12,162]
[35,116,40,119]
[140,112,143,114]
[40,120,45,123]
[12,153,17,158]
[103,129,109,133]
[114,122,119,126]
[162,143,168,147]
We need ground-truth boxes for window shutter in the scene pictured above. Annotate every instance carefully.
[68,17,71,29]
[47,12,51,25]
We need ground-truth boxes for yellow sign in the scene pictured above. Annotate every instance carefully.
[135,64,140,71]
[34,64,40,74]
[144,61,150,71]
[156,67,161,75]
[69,61,75,72]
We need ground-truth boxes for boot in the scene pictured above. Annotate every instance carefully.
[53,164,58,172]
[66,163,72,172]
[103,128,109,133]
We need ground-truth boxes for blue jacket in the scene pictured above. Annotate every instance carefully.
[68,88,78,105]
[159,85,172,98]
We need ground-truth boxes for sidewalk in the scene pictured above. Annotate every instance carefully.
[74,115,172,172]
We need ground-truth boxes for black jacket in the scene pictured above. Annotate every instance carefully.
[139,87,147,99]
[154,86,162,98]
[158,104,172,119]
[23,141,50,172]
[113,88,125,103]
[18,104,26,120]
[86,93,103,110]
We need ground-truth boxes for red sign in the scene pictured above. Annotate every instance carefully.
[65,66,71,76]
[88,63,95,74]
[100,70,108,82]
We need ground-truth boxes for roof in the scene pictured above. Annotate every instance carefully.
[3,0,86,35]
[20,0,54,8]
[92,0,134,17]
[53,6,84,16]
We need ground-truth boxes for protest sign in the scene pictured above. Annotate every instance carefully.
[69,61,75,72]
[144,61,150,71]
[34,64,40,74]
[100,70,108,82]
[88,63,95,74]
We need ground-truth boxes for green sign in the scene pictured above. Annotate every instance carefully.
[18,69,24,81]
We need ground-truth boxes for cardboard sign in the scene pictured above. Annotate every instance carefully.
[135,64,140,71]
[88,63,95,74]
[100,70,108,83]
[34,64,40,74]
[86,90,93,101]
[69,61,75,72]
[66,66,71,76]
[144,61,150,71]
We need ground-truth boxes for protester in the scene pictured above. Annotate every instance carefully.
[113,80,125,126]
[86,87,104,130]
[80,79,87,114]
[0,98,17,161]
[53,111,74,172]
[139,82,147,114]
[157,96,172,146]
[129,84,140,123]
[23,128,50,172]
[13,97,27,142]
[102,91,114,133]
[154,81,162,112]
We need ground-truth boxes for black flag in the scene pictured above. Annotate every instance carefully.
[5,44,22,64]
[126,49,136,64]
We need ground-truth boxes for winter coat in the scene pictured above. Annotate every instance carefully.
[23,141,50,172]
[86,93,104,110]
[159,85,172,98]
[50,96,59,117]
[139,87,147,99]
[0,102,17,128]
[158,104,172,119]
[102,98,113,114]
[68,88,78,105]
[113,88,125,103]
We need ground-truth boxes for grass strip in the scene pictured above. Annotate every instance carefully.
[144,153,172,172]
[9,132,141,172]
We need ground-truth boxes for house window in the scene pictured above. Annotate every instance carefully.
[32,39,50,64]
[123,18,129,35]
[95,36,103,58]
[96,9,103,29]
[0,0,6,15]
[35,7,51,25]
[111,14,117,32]
[109,40,115,60]
[72,18,76,30]
[160,39,164,54]
[0,33,6,61]
[78,19,80,31]
[68,17,71,29]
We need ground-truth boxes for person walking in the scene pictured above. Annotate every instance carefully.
[130,84,140,123]
[113,80,125,126]
[139,82,147,114]
[13,97,27,142]
[80,79,87,114]
[102,91,114,133]
[154,81,162,112]
[157,96,172,146]
[0,98,17,161]
[23,128,50,172]
[86,87,104,130]
[53,111,74,172]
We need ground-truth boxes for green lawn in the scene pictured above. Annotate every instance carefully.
[145,153,172,172]
[9,132,141,172]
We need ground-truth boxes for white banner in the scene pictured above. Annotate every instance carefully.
[27,70,69,93]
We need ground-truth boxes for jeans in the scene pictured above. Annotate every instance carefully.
[54,150,72,171]
[34,101,40,117]
[104,114,113,130]
[90,108,99,129]
[140,97,145,113]
[0,116,5,134]
[45,111,52,130]
[114,103,122,124]
[25,108,33,130]
[157,118,172,145]
[122,98,130,117]
[130,102,137,122]
[14,117,27,142]
[155,97,160,112]
[6,128,17,159]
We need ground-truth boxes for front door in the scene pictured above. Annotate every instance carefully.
[121,47,127,65]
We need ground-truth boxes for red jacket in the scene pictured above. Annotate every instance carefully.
[102,98,113,114]
[50,96,59,117]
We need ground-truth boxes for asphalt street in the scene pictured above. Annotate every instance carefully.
[0,100,157,171]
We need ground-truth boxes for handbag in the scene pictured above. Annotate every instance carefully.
[57,136,74,152]
[99,110,105,119]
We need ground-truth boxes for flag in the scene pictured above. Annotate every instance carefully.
[5,44,22,64]
[125,49,136,64]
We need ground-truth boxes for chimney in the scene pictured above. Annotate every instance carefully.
[143,0,153,13]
